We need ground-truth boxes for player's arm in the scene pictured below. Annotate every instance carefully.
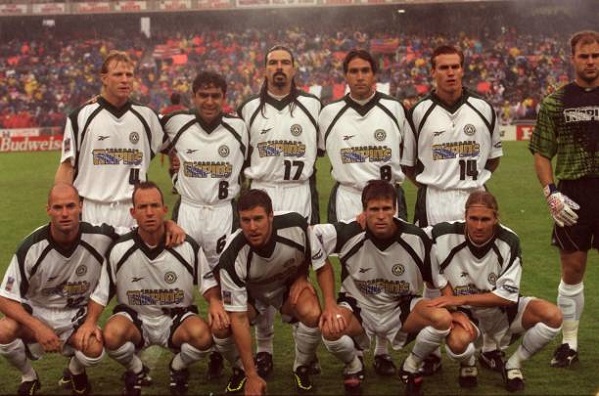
[315,259,347,334]
[203,286,230,331]
[484,157,500,173]
[55,160,75,184]
[0,295,61,352]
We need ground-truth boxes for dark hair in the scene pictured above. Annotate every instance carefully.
[361,180,397,210]
[430,45,465,69]
[343,49,378,74]
[258,44,299,117]
[237,189,273,214]
[570,30,599,55]
[100,50,135,74]
[170,92,181,105]
[132,181,164,206]
[192,71,227,95]
[464,191,499,215]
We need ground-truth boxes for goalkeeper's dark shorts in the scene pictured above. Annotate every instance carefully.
[552,177,599,252]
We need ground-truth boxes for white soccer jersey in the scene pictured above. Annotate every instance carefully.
[311,218,432,312]
[402,89,503,190]
[60,97,167,203]
[430,221,522,309]
[238,92,320,184]
[162,112,249,205]
[217,212,317,312]
[318,92,409,190]
[0,223,117,310]
[91,231,216,317]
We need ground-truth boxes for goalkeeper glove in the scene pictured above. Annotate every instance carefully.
[543,183,580,227]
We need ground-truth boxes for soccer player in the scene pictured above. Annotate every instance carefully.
[237,45,321,378]
[217,189,337,395]
[79,182,227,396]
[0,183,117,396]
[529,30,599,368]
[401,44,503,374]
[427,191,562,392]
[161,70,249,379]
[312,180,469,396]
[318,48,410,375]
[55,50,168,234]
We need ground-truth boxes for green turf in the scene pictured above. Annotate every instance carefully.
[1,143,598,395]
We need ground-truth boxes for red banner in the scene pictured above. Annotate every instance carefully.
[516,124,534,141]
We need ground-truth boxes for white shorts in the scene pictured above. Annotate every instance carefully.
[252,180,312,221]
[82,198,135,234]
[470,296,534,347]
[176,198,234,270]
[423,186,484,226]
[24,305,86,358]
[334,185,363,223]
[339,294,423,350]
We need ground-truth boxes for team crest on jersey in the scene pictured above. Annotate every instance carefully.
[75,265,87,277]
[218,145,230,157]
[463,124,476,136]
[290,124,302,136]
[374,129,386,141]
[487,272,497,285]
[164,271,177,284]
[129,132,140,144]
[391,264,405,276]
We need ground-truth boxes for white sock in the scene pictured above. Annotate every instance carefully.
[374,336,388,356]
[293,323,321,370]
[557,280,583,350]
[175,342,210,369]
[72,349,105,372]
[107,342,142,373]
[445,342,476,366]
[0,339,36,381]
[507,323,560,370]
[255,306,275,354]
[404,326,450,372]
[213,336,239,368]
[323,335,357,366]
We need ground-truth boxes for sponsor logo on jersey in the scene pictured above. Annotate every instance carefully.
[432,141,480,160]
[358,267,372,273]
[374,129,386,141]
[340,146,392,163]
[223,290,232,304]
[260,127,273,134]
[98,135,110,141]
[41,280,91,297]
[354,278,411,296]
[342,135,355,141]
[164,271,177,284]
[564,106,599,122]
[186,149,199,154]
[132,277,144,283]
[256,140,306,158]
[454,283,487,296]
[126,288,185,306]
[503,284,519,294]
[391,263,405,276]
[92,148,143,165]
[183,161,233,178]
[4,276,14,292]
[312,249,324,261]
[76,265,87,276]
[463,124,476,136]
[218,145,230,157]
[290,124,302,137]
[433,130,445,137]
[129,131,140,144]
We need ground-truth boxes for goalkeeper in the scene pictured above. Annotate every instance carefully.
[529,30,599,369]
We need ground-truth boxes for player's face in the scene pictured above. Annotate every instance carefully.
[465,205,498,245]
[432,53,464,97]
[193,85,224,124]
[572,41,599,87]
[265,50,295,93]
[365,198,397,239]
[47,185,81,236]
[239,206,274,248]
[131,188,168,234]
[345,58,376,100]
[101,60,134,107]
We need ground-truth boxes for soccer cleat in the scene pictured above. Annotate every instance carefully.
[479,349,505,373]
[58,368,72,389]
[308,357,321,375]
[294,365,313,393]
[255,351,274,379]
[140,364,153,386]
[399,364,424,396]
[225,367,246,394]
[343,372,362,396]
[122,370,143,396]
[70,369,92,396]
[169,359,190,396]
[206,351,224,380]
[419,354,442,376]
[550,343,579,367]
[373,354,397,376]
[502,364,525,392]
[458,364,478,388]
[17,377,41,396]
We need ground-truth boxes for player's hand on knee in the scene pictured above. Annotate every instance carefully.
[544,184,580,227]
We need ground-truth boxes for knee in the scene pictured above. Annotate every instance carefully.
[81,335,104,358]
[542,305,563,329]
[446,329,475,355]
[429,308,452,330]
[0,318,19,344]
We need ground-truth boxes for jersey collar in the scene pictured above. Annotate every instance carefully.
[98,96,132,119]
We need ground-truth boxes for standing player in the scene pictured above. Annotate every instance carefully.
[313,180,469,396]
[217,189,337,395]
[318,48,410,374]
[0,183,116,396]
[55,50,167,234]
[162,71,249,379]
[428,191,562,391]
[529,30,599,368]
[401,44,503,374]
[237,45,321,378]
[79,182,228,396]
